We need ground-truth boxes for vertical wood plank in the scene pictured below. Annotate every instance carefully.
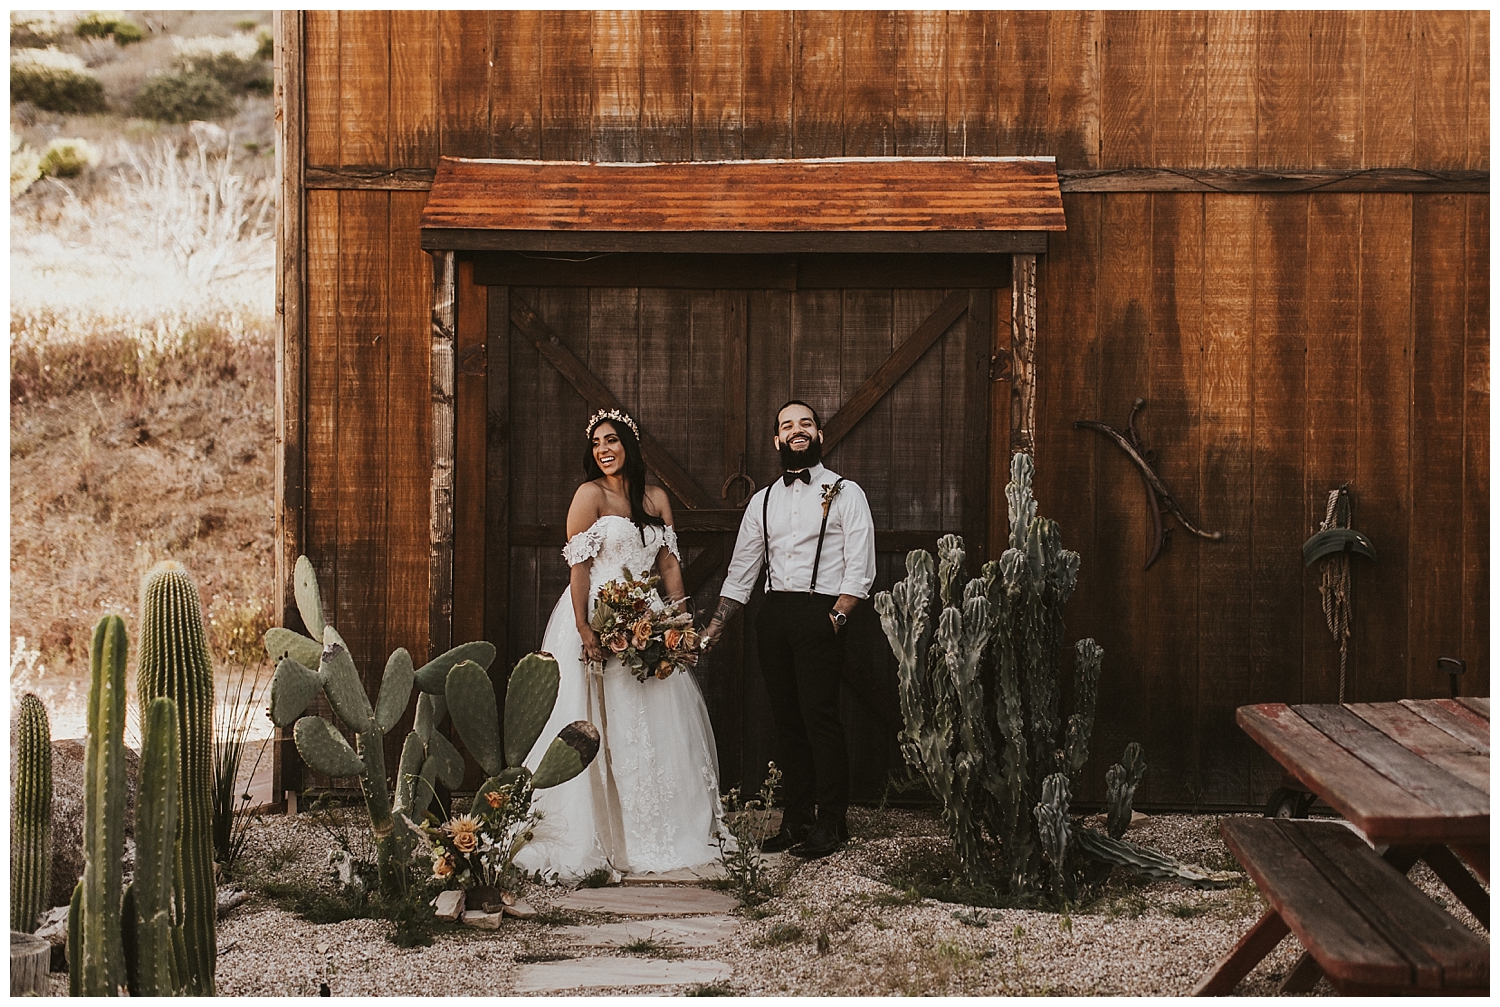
[1361,12,1414,168]
[940,287,967,531]
[746,290,792,492]
[337,190,391,682]
[1302,194,1362,703]
[390,10,438,167]
[1143,192,1203,804]
[1256,10,1311,169]
[742,10,792,159]
[638,288,694,518]
[275,10,306,635]
[1408,195,1468,697]
[1355,194,1412,702]
[1461,196,1489,695]
[945,10,998,156]
[587,288,640,416]
[1033,198,1099,763]
[894,10,945,156]
[961,287,991,565]
[454,261,488,646]
[304,10,339,164]
[1101,10,1153,168]
[1250,196,1307,803]
[1205,11,1257,168]
[842,11,896,157]
[490,10,542,159]
[429,251,456,658]
[835,290,894,535]
[889,291,946,532]
[439,10,492,157]
[1309,11,1362,169]
[996,11,1050,157]
[540,11,592,161]
[1467,12,1488,171]
[304,190,340,626]
[692,10,743,160]
[1009,255,1038,456]
[1092,194,1151,801]
[593,10,642,161]
[1047,10,1101,168]
[1199,195,1256,807]
[987,279,1013,557]
[1415,11,1470,170]
[790,290,842,421]
[485,285,510,676]
[793,11,844,157]
[643,11,691,161]
[506,286,542,665]
[720,292,748,503]
[1153,11,1207,168]
[338,10,389,167]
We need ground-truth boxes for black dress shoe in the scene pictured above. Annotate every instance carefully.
[760,822,812,854]
[789,822,847,859]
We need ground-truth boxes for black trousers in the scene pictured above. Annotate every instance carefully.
[754,591,849,827]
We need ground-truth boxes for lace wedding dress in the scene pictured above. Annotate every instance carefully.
[512,515,726,880]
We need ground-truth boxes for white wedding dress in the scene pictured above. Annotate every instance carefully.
[512,515,726,880]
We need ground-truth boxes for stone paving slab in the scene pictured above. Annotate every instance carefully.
[553,885,739,916]
[621,862,727,885]
[555,915,741,948]
[514,956,731,992]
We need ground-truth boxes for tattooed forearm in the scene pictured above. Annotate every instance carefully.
[713,598,744,625]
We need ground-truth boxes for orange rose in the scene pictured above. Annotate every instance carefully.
[485,790,508,810]
[683,629,699,650]
[433,855,454,878]
[664,628,683,650]
[632,619,653,648]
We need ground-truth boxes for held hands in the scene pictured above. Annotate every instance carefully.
[699,617,723,653]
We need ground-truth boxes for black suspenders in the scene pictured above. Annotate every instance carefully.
[761,477,844,595]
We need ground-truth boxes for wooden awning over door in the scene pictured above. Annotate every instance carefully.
[419,156,1065,254]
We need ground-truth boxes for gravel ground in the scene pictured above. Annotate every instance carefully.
[45,803,1485,997]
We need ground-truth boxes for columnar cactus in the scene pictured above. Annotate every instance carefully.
[445,653,601,799]
[72,615,131,996]
[877,454,1237,898]
[137,561,216,995]
[123,696,187,996]
[1105,742,1147,840]
[266,555,490,894]
[11,692,52,934]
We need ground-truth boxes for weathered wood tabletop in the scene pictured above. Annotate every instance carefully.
[1238,698,1489,868]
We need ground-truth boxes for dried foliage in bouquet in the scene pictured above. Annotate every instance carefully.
[589,567,699,682]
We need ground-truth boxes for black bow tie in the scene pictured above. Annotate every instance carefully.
[782,470,812,486]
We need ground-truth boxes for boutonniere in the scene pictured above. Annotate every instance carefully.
[820,481,843,518]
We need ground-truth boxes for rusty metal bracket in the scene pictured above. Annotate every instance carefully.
[1074,398,1223,570]
[720,452,756,506]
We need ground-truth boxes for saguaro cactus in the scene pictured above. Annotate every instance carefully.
[11,692,52,934]
[123,696,187,996]
[137,561,216,995]
[72,615,130,996]
[445,653,601,798]
[265,555,491,893]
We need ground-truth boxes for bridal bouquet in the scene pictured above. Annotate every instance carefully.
[590,567,700,682]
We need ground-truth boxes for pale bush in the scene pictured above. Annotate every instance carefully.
[172,33,270,93]
[11,131,44,198]
[40,137,100,178]
[10,10,79,47]
[11,47,108,113]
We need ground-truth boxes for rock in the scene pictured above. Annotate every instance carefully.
[514,956,731,993]
[1129,810,1149,830]
[501,897,537,920]
[216,887,250,919]
[554,886,739,916]
[34,907,68,972]
[30,738,139,910]
[433,889,465,921]
[461,910,502,930]
[12,931,51,996]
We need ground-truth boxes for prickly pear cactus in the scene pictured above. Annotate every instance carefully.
[11,692,51,934]
[137,561,216,995]
[265,555,495,894]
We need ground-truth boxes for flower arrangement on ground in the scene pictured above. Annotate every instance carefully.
[420,775,538,897]
[589,567,699,682]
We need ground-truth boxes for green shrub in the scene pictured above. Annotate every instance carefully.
[254,31,274,62]
[39,137,99,179]
[76,13,143,46]
[132,69,234,123]
[10,49,108,114]
[174,34,271,93]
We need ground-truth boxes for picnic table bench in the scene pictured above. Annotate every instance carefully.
[1193,699,1489,996]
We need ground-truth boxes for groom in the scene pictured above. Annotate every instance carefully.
[702,400,876,858]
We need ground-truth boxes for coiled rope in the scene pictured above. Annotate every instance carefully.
[1317,488,1353,703]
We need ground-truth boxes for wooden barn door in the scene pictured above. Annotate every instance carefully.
[480,254,1006,798]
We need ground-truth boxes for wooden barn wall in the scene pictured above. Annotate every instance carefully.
[289,11,1489,808]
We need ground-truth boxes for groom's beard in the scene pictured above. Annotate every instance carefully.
[778,436,822,470]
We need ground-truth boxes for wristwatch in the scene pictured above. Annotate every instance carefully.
[830,609,848,629]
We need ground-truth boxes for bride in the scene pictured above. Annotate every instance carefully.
[512,408,726,880]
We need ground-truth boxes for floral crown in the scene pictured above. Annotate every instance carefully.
[585,407,640,440]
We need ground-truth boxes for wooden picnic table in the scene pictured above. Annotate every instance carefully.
[1194,698,1489,995]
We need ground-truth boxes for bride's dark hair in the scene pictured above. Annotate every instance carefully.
[584,416,665,539]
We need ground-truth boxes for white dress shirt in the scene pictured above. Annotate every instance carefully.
[721,463,877,604]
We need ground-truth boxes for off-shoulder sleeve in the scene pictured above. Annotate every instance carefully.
[659,524,682,562]
[561,526,605,566]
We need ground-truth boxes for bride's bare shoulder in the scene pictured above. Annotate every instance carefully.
[643,484,674,523]
[566,481,607,536]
